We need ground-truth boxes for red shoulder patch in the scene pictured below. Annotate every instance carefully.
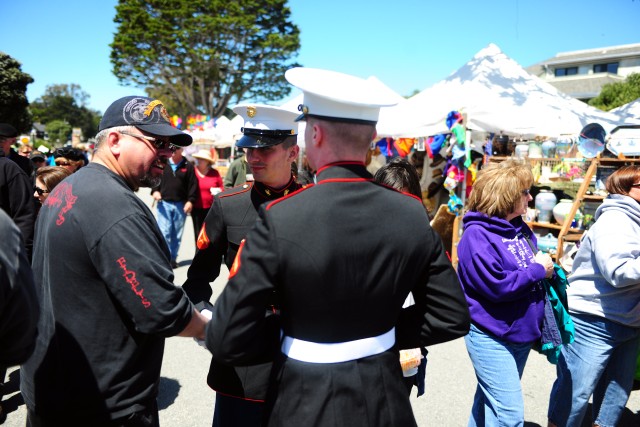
[228,239,245,279]
[197,224,210,250]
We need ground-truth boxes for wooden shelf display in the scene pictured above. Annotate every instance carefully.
[553,156,640,260]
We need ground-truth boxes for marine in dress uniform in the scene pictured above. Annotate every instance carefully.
[206,68,471,426]
[182,105,301,427]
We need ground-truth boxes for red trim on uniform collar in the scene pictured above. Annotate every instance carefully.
[265,184,312,210]
[318,177,373,184]
[315,161,366,175]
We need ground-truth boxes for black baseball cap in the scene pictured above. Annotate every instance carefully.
[99,96,192,147]
[0,123,18,138]
[30,151,46,161]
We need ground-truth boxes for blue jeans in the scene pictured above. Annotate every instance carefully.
[156,200,186,261]
[465,323,533,427]
[548,312,640,427]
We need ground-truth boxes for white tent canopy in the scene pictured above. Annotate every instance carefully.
[611,97,640,122]
[183,115,244,148]
[379,44,634,138]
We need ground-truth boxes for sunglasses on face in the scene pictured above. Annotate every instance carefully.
[119,130,178,153]
[55,161,71,166]
[521,188,531,196]
[34,186,49,195]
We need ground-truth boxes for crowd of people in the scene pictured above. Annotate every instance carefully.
[0,67,638,427]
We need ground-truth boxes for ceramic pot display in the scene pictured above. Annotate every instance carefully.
[535,190,557,223]
[555,137,573,156]
[515,144,529,158]
[537,233,557,253]
[552,199,574,226]
[528,142,543,158]
[541,140,556,158]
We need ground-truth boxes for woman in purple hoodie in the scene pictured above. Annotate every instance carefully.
[457,159,554,426]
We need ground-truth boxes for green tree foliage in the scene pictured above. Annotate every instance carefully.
[30,84,102,139]
[0,52,34,133]
[589,73,640,111]
[45,120,72,146]
[110,0,301,118]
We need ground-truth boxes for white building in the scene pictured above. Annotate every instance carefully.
[526,43,640,102]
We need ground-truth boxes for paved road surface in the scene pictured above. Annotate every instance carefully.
[3,191,639,426]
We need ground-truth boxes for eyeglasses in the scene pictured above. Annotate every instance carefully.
[34,186,49,195]
[522,188,531,195]
[119,130,177,153]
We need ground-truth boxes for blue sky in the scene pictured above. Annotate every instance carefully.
[1,0,639,114]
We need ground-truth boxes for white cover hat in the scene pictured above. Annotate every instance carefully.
[231,104,298,148]
[285,67,399,124]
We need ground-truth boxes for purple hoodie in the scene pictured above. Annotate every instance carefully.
[457,212,546,343]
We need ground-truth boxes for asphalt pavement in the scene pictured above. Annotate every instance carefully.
[3,191,639,426]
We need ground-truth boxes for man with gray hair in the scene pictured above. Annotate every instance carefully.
[21,96,210,426]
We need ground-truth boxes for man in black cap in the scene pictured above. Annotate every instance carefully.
[0,123,33,177]
[29,151,47,171]
[206,69,470,427]
[182,104,300,427]
[21,96,210,426]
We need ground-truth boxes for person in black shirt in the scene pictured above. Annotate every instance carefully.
[0,123,33,177]
[206,68,470,427]
[151,147,198,268]
[183,104,300,427]
[21,96,210,426]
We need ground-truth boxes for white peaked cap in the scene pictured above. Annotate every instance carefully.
[231,104,298,148]
[285,67,399,124]
[232,104,298,132]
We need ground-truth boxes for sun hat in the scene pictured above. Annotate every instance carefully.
[99,96,192,147]
[192,149,218,164]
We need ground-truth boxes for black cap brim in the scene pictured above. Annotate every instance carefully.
[235,134,294,149]
[135,124,192,147]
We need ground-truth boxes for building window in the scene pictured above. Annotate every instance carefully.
[554,67,578,77]
[593,62,619,74]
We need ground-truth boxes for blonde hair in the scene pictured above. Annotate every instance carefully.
[466,159,533,219]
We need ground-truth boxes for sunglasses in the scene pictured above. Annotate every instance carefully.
[55,161,71,166]
[34,186,49,196]
[119,130,178,153]
[522,188,531,195]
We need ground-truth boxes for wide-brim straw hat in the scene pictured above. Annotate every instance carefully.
[192,149,218,164]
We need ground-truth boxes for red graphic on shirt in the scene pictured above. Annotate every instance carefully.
[197,224,210,250]
[44,182,78,226]
[116,257,151,308]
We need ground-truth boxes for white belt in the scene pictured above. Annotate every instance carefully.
[281,327,395,364]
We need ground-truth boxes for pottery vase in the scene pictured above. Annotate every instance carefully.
[541,140,556,158]
[535,190,557,223]
[537,233,557,253]
[515,144,529,159]
[552,199,574,226]
[556,138,572,156]
[528,142,543,158]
